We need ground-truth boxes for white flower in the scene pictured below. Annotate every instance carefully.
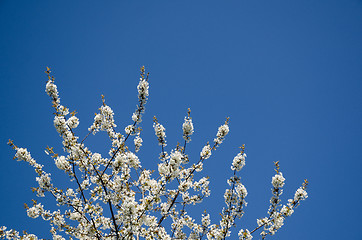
[54,156,70,171]
[125,124,135,135]
[88,104,117,133]
[94,113,102,122]
[132,112,142,123]
[27,203,43,219]
[194,177,210,197]
[100,105,116,130]
[257,217,269,227]
[137,79,149,98]
[91,153,103,165]
[66,116,79,128]
[57,105,69,116]
[52,211,65,228]
[51,234,65,240]
[89,113,102,132]
[170,150,183,166]
[134,135,143,152]
[201,213,210,227]
[54,115,68,134]
[69,212,82,221]
[113,154,125,169]
[23,234,38,240]
[36,173,51,190]
[281,205,294,216]
[214,123,229,145]
[231,152,246,171]
[200,144,212,159]
[272,172,285,188]
[158,162,169,177]
[235,183,248,198]
[15,148,32,163]
[45,81,59,101]
[182,117,194,142]
[153,121,166,146]
[217,124,229,138]
[113,152,140,169]
[238,229,252,240]
[294,187,308,202]
[65,188,75,197]
[178,180,192,192]
[125,152,141,169]
[272,214,285,230]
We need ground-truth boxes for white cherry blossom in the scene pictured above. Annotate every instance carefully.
[1,67,308,240]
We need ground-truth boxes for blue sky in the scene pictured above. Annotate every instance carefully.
[1,0,362,239]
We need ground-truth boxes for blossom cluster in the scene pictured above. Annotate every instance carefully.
[1,67,308,240]
[182,108,194,143]
[253,162,309,239]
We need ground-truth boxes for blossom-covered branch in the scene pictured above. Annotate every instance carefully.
[1,67,308,240]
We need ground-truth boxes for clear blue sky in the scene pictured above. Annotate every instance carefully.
[1,1,361,239]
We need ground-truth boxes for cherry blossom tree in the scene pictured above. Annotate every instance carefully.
[0,67,308,240]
